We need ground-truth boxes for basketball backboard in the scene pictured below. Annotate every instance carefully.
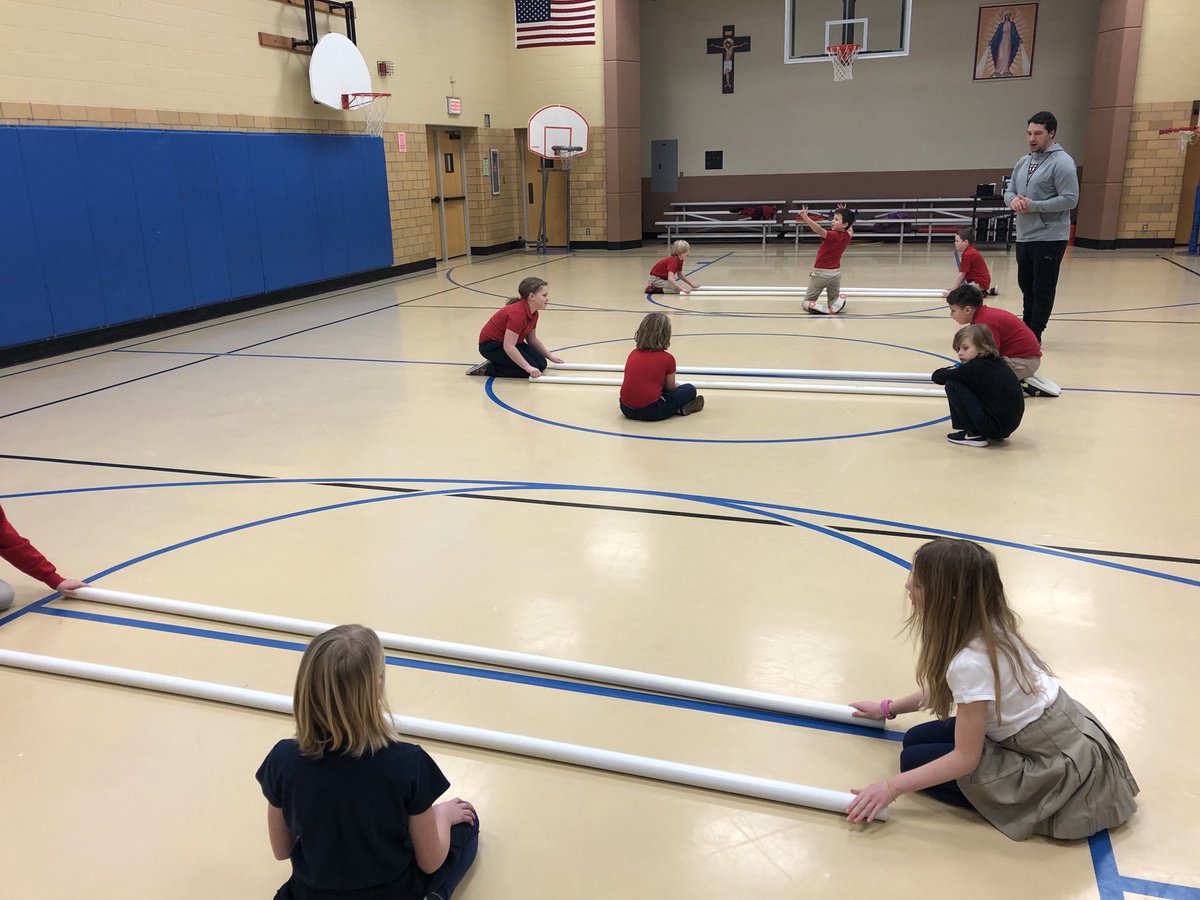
[527,105,589,160]
[784,0,911,64]
[309,33,372,109]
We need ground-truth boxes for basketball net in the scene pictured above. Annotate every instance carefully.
[552,145,584,171]
[1174,129,1198,155]
[343,92,391,137]
[826,44,860,82]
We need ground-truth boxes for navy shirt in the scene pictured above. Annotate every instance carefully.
[257,739,450,898]
[932,355,1025,438]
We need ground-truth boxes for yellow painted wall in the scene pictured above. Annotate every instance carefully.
[0,0,603,129]
[1132,0,1200,106]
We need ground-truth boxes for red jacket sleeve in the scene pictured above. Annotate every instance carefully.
[0,506,63,589]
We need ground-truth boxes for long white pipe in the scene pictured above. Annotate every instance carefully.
[0,649,877,818]
[693,287,943,298]
[535,376,944,397]
[67,588,878,727]
[553,363,933,383]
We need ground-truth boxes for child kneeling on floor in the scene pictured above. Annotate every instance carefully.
[932,324,1024,447]
[620,312,704,420]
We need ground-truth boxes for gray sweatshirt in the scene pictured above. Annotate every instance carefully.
[1003,143,1079,242]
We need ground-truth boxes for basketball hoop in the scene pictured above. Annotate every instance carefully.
[552,144,584,170]
[826,44,861,82]
[1160,126,1199,155]
[342,92,391,137]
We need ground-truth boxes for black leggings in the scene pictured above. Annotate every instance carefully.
[899,718,976,810]
[479,340,546,377]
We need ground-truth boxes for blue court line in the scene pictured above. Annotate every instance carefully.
[1089,831,1200,899]
[683,251,734,277]
[30,606,899,743]
[484,377,953,445]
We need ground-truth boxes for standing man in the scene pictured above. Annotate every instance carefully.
[1004,111,1079,343]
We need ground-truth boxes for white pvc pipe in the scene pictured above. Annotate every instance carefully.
[0,649,877,818]
[693,286,943,298]
[68,587,877,727]
[553,363,933,383]
[535,376,944,398]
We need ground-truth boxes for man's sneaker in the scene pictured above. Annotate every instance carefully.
[679,395,705,415]
[466,362,493,377]
[947,431,989,447]
[1024,372,1061,397]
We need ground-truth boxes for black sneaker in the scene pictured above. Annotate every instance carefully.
[466,362,493,376]
[987,287,999,296]
[679,395,705,415]
[947,431,988,447]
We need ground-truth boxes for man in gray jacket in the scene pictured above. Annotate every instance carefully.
[1004,111,1079,343]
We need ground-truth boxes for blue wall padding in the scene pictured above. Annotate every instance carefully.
[0,126,393,349]
[0,130,56,346]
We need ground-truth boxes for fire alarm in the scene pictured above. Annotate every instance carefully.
[377,60,395,76]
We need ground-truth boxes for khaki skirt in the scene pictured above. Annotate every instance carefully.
[958,688,1139,841]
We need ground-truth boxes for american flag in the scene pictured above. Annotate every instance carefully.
[515,0,596,49]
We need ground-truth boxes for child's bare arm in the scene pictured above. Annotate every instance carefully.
[799,205,827,238]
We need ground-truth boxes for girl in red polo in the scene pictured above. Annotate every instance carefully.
[620,313,704,420]
[469,277,564,378]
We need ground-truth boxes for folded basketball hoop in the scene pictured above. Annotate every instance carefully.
[826,44,860,82]
[343,92,391,137]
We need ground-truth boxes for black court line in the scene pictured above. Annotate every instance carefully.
[1159,255,1200,277]
[5,454,1198,565]
[0,454,781,528]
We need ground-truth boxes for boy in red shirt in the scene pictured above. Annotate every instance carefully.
[1,504,88,612]
[946,285,1059,396]
[646,240,701,295]
[799,206,855,314]
[943,228,997,298]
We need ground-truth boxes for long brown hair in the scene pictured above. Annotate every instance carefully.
[506,276,547,305]
[634,312,672,352]
[294,625,397,759]
[953,324,999,358]
[906,539,1049,722]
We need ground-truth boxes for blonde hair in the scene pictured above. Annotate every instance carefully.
[506,276,547,305]
[669,239,691,257]
[634,312,672,352]
[906,539,1050,723]
[953,324,999,358]
[294,625,397,759]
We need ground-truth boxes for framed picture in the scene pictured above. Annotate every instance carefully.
[974,4,1038,81]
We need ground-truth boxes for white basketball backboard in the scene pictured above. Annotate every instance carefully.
[527,105,589,159]
[309,33,372,109]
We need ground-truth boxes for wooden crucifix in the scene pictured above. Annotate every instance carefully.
[707,24,751,94]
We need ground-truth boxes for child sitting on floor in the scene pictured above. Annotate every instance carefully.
[946,284,1059,397]
[620,312,704,419]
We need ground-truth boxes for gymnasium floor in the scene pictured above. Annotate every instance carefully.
[1,240,1198,899]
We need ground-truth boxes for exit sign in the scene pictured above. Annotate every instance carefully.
[446,96,462,116]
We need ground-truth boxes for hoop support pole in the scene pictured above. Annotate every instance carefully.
[534,376,943,397]
[552,363,933,382]
[65,588,877,727]
[0,649,876,817]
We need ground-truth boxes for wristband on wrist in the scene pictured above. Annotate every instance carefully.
[880,698,897,720]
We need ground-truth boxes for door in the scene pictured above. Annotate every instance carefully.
[1174,137,1200,246]
[525,146,567,247]
[651,140,678,193]
[428,128,468,259]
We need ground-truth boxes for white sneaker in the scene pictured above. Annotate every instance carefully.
[1024,373,1061,397]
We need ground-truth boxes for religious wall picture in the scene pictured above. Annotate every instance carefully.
[707,25,751,94]
[973,4,1038,80]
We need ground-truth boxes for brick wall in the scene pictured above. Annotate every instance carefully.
[569,126,607,243]
[464,130,525,251]
[1117,100,1193,241]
